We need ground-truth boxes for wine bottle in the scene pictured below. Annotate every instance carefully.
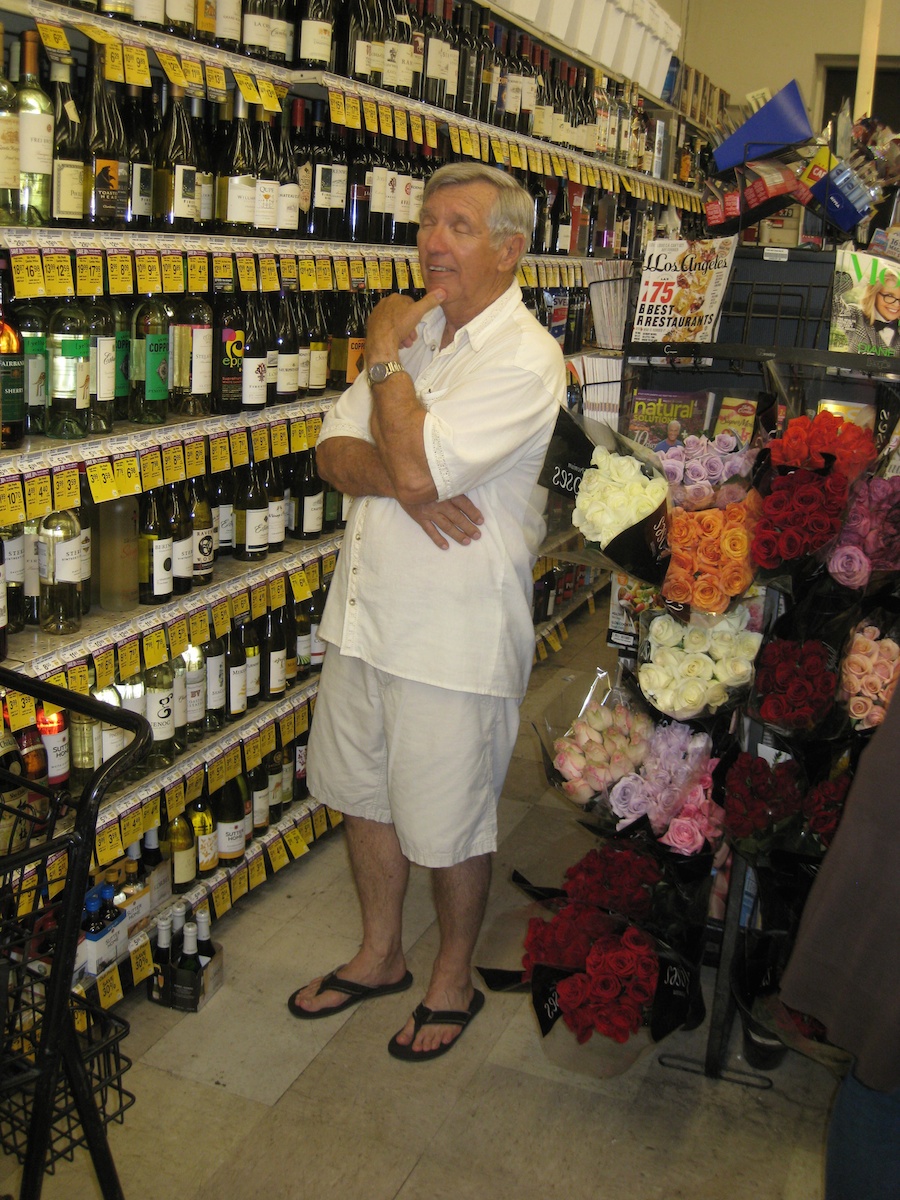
[274,288,299,406]
[15,298,47,436]
[241,0,272,61]
[196,907,215,964]
[188,782,219,877]
[120,85,153,231]
[224,620,247,719]
[277,719,293,813]
[23,517,40,626]
[275,106,300,235]
[422,0,446,108]
[442,0,460,113]
[168,482,193,597]
[0,525,24,635]
[108,295,131,422]
[210,469,234,557]
[153,84,198,233]
[169,286,213,417]
[91,676,126,764]
[249,756,269,836]
[0,25,19,227]
[0,541,7,661]
[328,122,349,241]
[235,614,260,707]
[82,45,123,230]
[215,89,256,235]
[296,0,334,68]
[308,566,326,669]
[299,416,324,540]
[144,655,176,769]
[294,700,309,798]
[182,641,206,741]
[84,294,116,435]
[186,474,214,587]
[211,260,244,416]
[263,449,286,553]
[37,508,82,635]
[49,57,84,227]
[295,594,312,679]
[46,296,90,440]
[305,100,331,239]
[166,0,196,38]
[202,631,226,732]
[211,769,245,864]
[17,31,52,227]
[306,289,329,393]
[292,290,310,399]
[233,455,269,561]
[178,921,202,971]
[388,0,414,96]
[99,496,139,611]
[75,465,94,617]
[549,178,572,255]
[165,809,196,894]
[269,0,294,64]
[253,107,279,233]
[240,293,267,412]
[138,487,174,605]
[0,252,24,449]
[215,0,242,50]
[129,295,170,424]
[256,603,286,701]
[282,589,298,686]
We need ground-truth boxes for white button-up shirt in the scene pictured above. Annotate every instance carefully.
[317,281,565,699]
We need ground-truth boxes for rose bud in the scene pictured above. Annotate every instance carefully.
[562,777,597,806]
[554,744,587,781]
[584,703,614,732]
[582,763,613,792]
[571,719,603,748]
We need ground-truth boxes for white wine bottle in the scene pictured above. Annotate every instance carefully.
[165,809,196,894]
[37,508,82,634]
[182,642,206,742]
[203,632,226,732]
[233,456,269,562]
[171,653,187,753]
[210,768,245,865]
[187,781,218,878]
[195,907,215,965]
[144,655,176,769]
[187,475,214,587]
[138,487,174,605]
[17,31,52,227]
[168,482,193,597]
[47,298,91,440]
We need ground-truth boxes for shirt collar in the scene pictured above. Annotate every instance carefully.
[417,280,523,355]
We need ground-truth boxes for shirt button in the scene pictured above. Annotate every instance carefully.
[355,533,361,540]
[352,567,358,574]
[349,598,356,606]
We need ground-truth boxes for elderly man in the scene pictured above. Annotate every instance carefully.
[654,420,683,453]
[288,162,564,1061]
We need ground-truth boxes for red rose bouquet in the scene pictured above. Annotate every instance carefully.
[750,469,848,572]
[555,925,659,1044]
[750,637,838,732]
[562,844,663,920]
[802,774,851,848]
[521,903,616,981]
[722,751,806,850]
[769,411,877,483]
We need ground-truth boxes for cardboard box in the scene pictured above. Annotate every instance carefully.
[147,943,225,1013]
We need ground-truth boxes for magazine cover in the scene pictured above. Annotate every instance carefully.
[829,247,900,359]
[625,389,716,450]
[714,396,758,447]
[631,237,738,344]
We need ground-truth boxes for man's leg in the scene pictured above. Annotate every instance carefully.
[391,852,492,1053]
[292,814,411,1014]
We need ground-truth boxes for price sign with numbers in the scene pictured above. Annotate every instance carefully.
[123,43,152,87]
[24,470,52,521]
[6,691,37,733]
[290,416,308,453]
[189,606,210,647]
[211,598,230,639]
[223,743,242,782]
[230,588,250,619]
[236,255,258,292]
[85,459,118,503]
[161,251,185,294]
[186,253,209,294]
[259,720,276,758]
[247,849,266,889]
[42,248,74,297]
[284,826,308,860]
[250,582,267,622]
[267,836,289,872]
[66,661,90,695]
[425,117,438,148]
[279,709,295,748]
[328,89,346,125]
[134,250,162,294]
[119,804,144,848]
[95,819,124,867]
[268,573,286,610]
[139,447,164,492]
[298,258,316,292]
[230,864,249,901]
[312,806,329,839]
[243,730,261,771]
[297,813,314,844]
[165,778,186,820]
[96,963,124,1010]
[229,428,249,467]
[76,249,104,297]
[52,465,79,512]
[211,878,232,919]
[184,436,206,479]
[142,627,168,669]
[315,257,333,291]
[0,476,25,525]
[206,63,227,99]
[142,792,161,832]
[208,433,230,474]
[113,453,142,496]
[269,422,289,457]
[11,248,45,298]
[161,442,186,484]
[156,50,188,87]
[118,637,140,683]
[251,425,270,462]
[129,935,154,986]
[258,256,279,292]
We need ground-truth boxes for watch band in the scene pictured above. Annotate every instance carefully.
[367,360,406,385]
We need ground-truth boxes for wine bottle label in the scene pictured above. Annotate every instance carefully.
[37,536,80,584]
[125,162,151,221]
[206,653,226,708]
[254,177,279,229]
[173,670,187,728]
[19,112,53,176]
[217,818,244,858]
[411,30,425,75]
[192,525,214,577]
[244,652,260,699]
[268,498,286,544]
[134,0,165,22]
[521,78,537,113]
[215,0,241,41]
[269,18,291,57]
[228,663,247,714]
[302,490,324,535]
[219,503,234,548]
[196,171,215,222]
[172,535,192,581]
[395,175,412,225]
[0,564,6,630]
[172,844,195,886]
[300,20,332,63]
[276,352,299,395]
[24,533,39,597]
[369,165,388,215]
[147,687,175,740]
[329,163,348,211]
[241,355,267,408]
[268,648,286,694]
[276,182,300,232]
[252,786,268,825]
[186,669,205,722]
[296,347,311,391]
[0,115,19,189]
[409,177,424,226]
[90,336,117,403]
[270,769,284,808]
[0,353,24,423]
[425,39,443,82]
[152,536,174,595]
[171,325,213,395]
[309,347,328,389]
[346,337,366,386]
[197,830,218,873]
[22,335,47,410]
[52,158,84,222]
[225,175,256,224]
[280,759,292,802]
[310,623,326,666]
[265,348,278,386]
[101,722,126,762]
[556,222,572,253]
[445,49,460,98]
[84,157,120,222]
[384,168,398,216]
[80,527,91,582]
[295,741,308,779]
[397,43,414,91]
[312,163,332,210]
[167,0,193,22]
[169,164,198,220]
[238,506,269,553]
[242,11,271,48]
[296,631,311,669]
[42,727,70,784]
[354,39,372,76]
[49,335,91,407]
[3,536,24,585]
[369,39,385,77]
[382,41,400,89]
[297,161,313,214]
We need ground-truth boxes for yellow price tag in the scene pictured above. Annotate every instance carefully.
[208,755,225,794]
[185,766,204,803]
[258,256,279,292]
[95,820,124,867]
[113,454,142,496]
[42,249,74,298]
[139,448,164,492]
[166,615,189,661]
[410,259,424,290]
[236,255,257,292]
[120,805,144,847]
[106,249,133,295]
[232,71,261,104]
[250,582,267,621]
[184,437,206,479]
[290,417,308,453]
[142,627,168,669]
[52,466,79,512]
[189,607,210,647]
[23,470,50,521]
[378,103,393,137]
[205,64,227,98]
[267,837,289,872]
[156,50,188,87]
[208,434,230,474]
[5,691,36,733]
[161,251,184,294]
[134,251,162,294]
[279,255,298,286]
[66,662,90,695]
[363,99,379,134]
[251,425,269,462]
[315,257,333,291]
[289,567,312,602]
[279,709,294,744]
[229,429,249,468]
[448,125,461,155]
[186,253,208,295]
[298,258,317,292]
[10,250,45,299]
[123,44,152,88]
[223,743,242,782]
[305,559,320,592]
[75,250,104,298]
[129,935,154,986]
[268,574,286,609]
[118,638,140,682]
[259,720,276,758]
[96,964,124,1010]
[181,58,204,92]
[284,826,309,859]
[409,112,423,144]
[379,259,393,291]
[211,599,230,639]
[326,808,344,828]
[269,422,289,457]
[230,588,250,618]
[212,253,233,285]
[365,258,381,290]
[459,128,473,157]
[344,95,361,129]
[294,700,309,736]
[297,813,314,844]
[230,865,248,900]
[0,477,25,524]
[142,793,161,833]
[328,89,346,125]
[104,40,125,83]
[248,851,266,889]
[36,23,70,54]
[162,442,186,484]
[394,108,408,141]
[425,117,438,149]
[545,628,562,653]
[312,806,329,839]
[84,460,117,504]
[211,878,232,919]
[243,731,261,771]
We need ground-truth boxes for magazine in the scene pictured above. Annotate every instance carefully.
[631,236,738,344]
[829,247,900,359]
[817,398,876,430]
[714,396,758,447]
[625,388,716,451]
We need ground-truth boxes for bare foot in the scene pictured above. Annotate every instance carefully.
[392,983,475,1055]
[292,952,409,1015]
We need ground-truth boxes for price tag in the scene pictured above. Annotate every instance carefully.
[230,588,250,619]
[268,574,286,610]
[305,559,320,592]
[162,442,186,484]
[184,436,206,479]
[250,582,267,621]
[229,428,249,468]
[139,448,164,492]
[480,132,490,161]
[164,778,186,819]
[284,826,309,859]
[208,754,225,794]
[212,253,233,286]
[394,258,410,291]
[312,806,329,840]
[251,425,269,462]
[326,808,344,828]
[230,864,248,900]
[311,258,332,293]
[129,934,154,986]
[409,112,423,144]
[567,158,580,183]
[22,469,50,521]
[211,598,230,639]
[248,849,266,889]
[297,813,314,844]
[104,40,125,83]
[156,50,188,87]
[298,258,316,291]
[425,117,438,149]
[6,691,36,733]
[142,793,161,832]
[448,124,461,155]
[10,249,45,299]
[458,127,473,157]
[185,766,204,803]
[279,710,295,745]
[186,253,208,295]
[106,248,133,296]
[410,259,424,290]
[348,257,366,289]
[269,422,289,457]
[211,877,232,919]
[119,805,144,848]
[243,730,261,771]
[289,567,312,602]
[123,44,152,88]
[206,64,227,100]
[93,646,116,691]
[545,628,562,653]
[223,743,242,782]
[363,98,379,134]
[161,251,184,294]
[236,255,257,292]
[394,108,408,141]
[0,476,25,525]
[52,465,79,512]
[208,434,230,474]
[189,607,210,647]
[267,836,289,872]
[258,256,279,292]
[290,417,308,453]
[36,22,71,54]
[134,250,162,294]
[508,142,521,169]
[233,71,261,105]
[181,57,204,94]
[328,89,346,125]
[42,248,74,297]
[379,259,393,290]
[66,662,90,695]
[259,720,276,758]
[279,255,298,287]
[95,820,124,867]
[113,453,142,496]
[142,627,168,670]
[118,637,140,682]
[365,258,381,291]
[96,963,124,1010]
[378,103,393,137]
[344,94,361,129]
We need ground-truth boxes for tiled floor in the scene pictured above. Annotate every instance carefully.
[1,603,837,1200]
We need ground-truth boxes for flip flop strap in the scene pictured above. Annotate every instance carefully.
[411,1003,471,1029]
[318,972,372,999]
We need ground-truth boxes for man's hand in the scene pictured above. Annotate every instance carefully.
[401,494,484,550]
[366,289,447,361]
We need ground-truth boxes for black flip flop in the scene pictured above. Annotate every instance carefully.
[288,969,414,1020]
[387,989,485,1061]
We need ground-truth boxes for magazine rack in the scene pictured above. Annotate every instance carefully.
[0,666,151,1200]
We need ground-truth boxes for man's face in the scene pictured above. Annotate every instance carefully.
[667,423,680,441]
[875,283,900,323]
[416,182,521,329]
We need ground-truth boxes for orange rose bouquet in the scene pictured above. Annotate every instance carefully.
[769,411,876,483]
[662,491,763,614]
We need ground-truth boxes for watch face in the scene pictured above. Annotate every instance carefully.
[370,363,388,383]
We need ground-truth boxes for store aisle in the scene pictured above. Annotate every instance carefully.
[1,604,835,1200]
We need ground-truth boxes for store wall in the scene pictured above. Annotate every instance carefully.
[652,0,900,125]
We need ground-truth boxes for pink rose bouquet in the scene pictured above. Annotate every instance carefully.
[838,620,900,729]
[553,697,655,809]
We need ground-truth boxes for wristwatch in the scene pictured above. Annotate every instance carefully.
[367,360,406,386]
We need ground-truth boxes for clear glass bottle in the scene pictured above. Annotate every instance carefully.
[138,487,174,605]
[17,31,52,227]
[182,641,206,742]
[187,781,218,878]
[37,508,82,634]
[129,294,170,424]
[47,297,91,439]
[144,655,176,769]
[0,24,19,227]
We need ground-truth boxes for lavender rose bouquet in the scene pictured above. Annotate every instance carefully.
[656,432,758,513]
[826,476,900,590]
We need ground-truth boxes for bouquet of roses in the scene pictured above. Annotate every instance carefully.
[722,750,807,853]
[802,773,852,848]
[551,694,656,809]
[838,616,900,730]
[638,606,763,720]
[769,411,877,483]
[561,843,663,920]
[827,476,900,591]
[749,636,838,733]
[656,431,759,512]
[750,468,848,573]
[572,445,669,551]
[662,492,762,613]
[554,924,660,1045]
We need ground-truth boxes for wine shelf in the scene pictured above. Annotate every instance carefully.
[534,570,609,657]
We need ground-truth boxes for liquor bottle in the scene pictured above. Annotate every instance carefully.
[145,655,176,769]
[165,808,196,894]
[291,98,312,233]
[233,455,269,561]
[296,0,335,68]
[81,896,105,934]
[253,107,279,234]
[211,261,244,416]
[306,289,329,393]
[182,641,206,741]
[241,0,272,61]
[49,57,84,227]
[549,178,572,256]
[224,620,247,719]
[153,84,198,233]
[256,603,286,701]
[0,253,24,449]
[211,768,245,864]
[274,289,299,406]
[35,702,70,790]
[36,508,81,637]
[196,907,215,965]
[186,474,214,587]
[46,295,90,440]
[215,89,256,236]
[17,31,52,227]
[269,0,294,64]
[202,631,226,732]
[306,101,332,239]
[99,496,139,611]
[422,0,446,108]
[264,451,286,552]
[121,85,153,231]
[169,286,213,416]
[84,294,116,435]
[188,782,218,877]
[215,0,242,50]
[138,487,174,605]
[294,700,309,797]
[235,614,260,707]
[249,755,269,836]
[0,25,19,227]
[299,418,324,540]
[0,525,24,634]
[82,45,122,230]
[23,516,40,626]
[295,594,312,679]
[168,482,193,597]
[15,298,47,436]
[308,567,327,670]
[129,294,170,423]
[178,922,202,972]
[75,466,94,616]
[275,107,300,235]
[210,469,234,556]
[166,0,195,37]
[261,291,279,406]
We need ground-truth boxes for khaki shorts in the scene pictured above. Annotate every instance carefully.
[307,649,520,868]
